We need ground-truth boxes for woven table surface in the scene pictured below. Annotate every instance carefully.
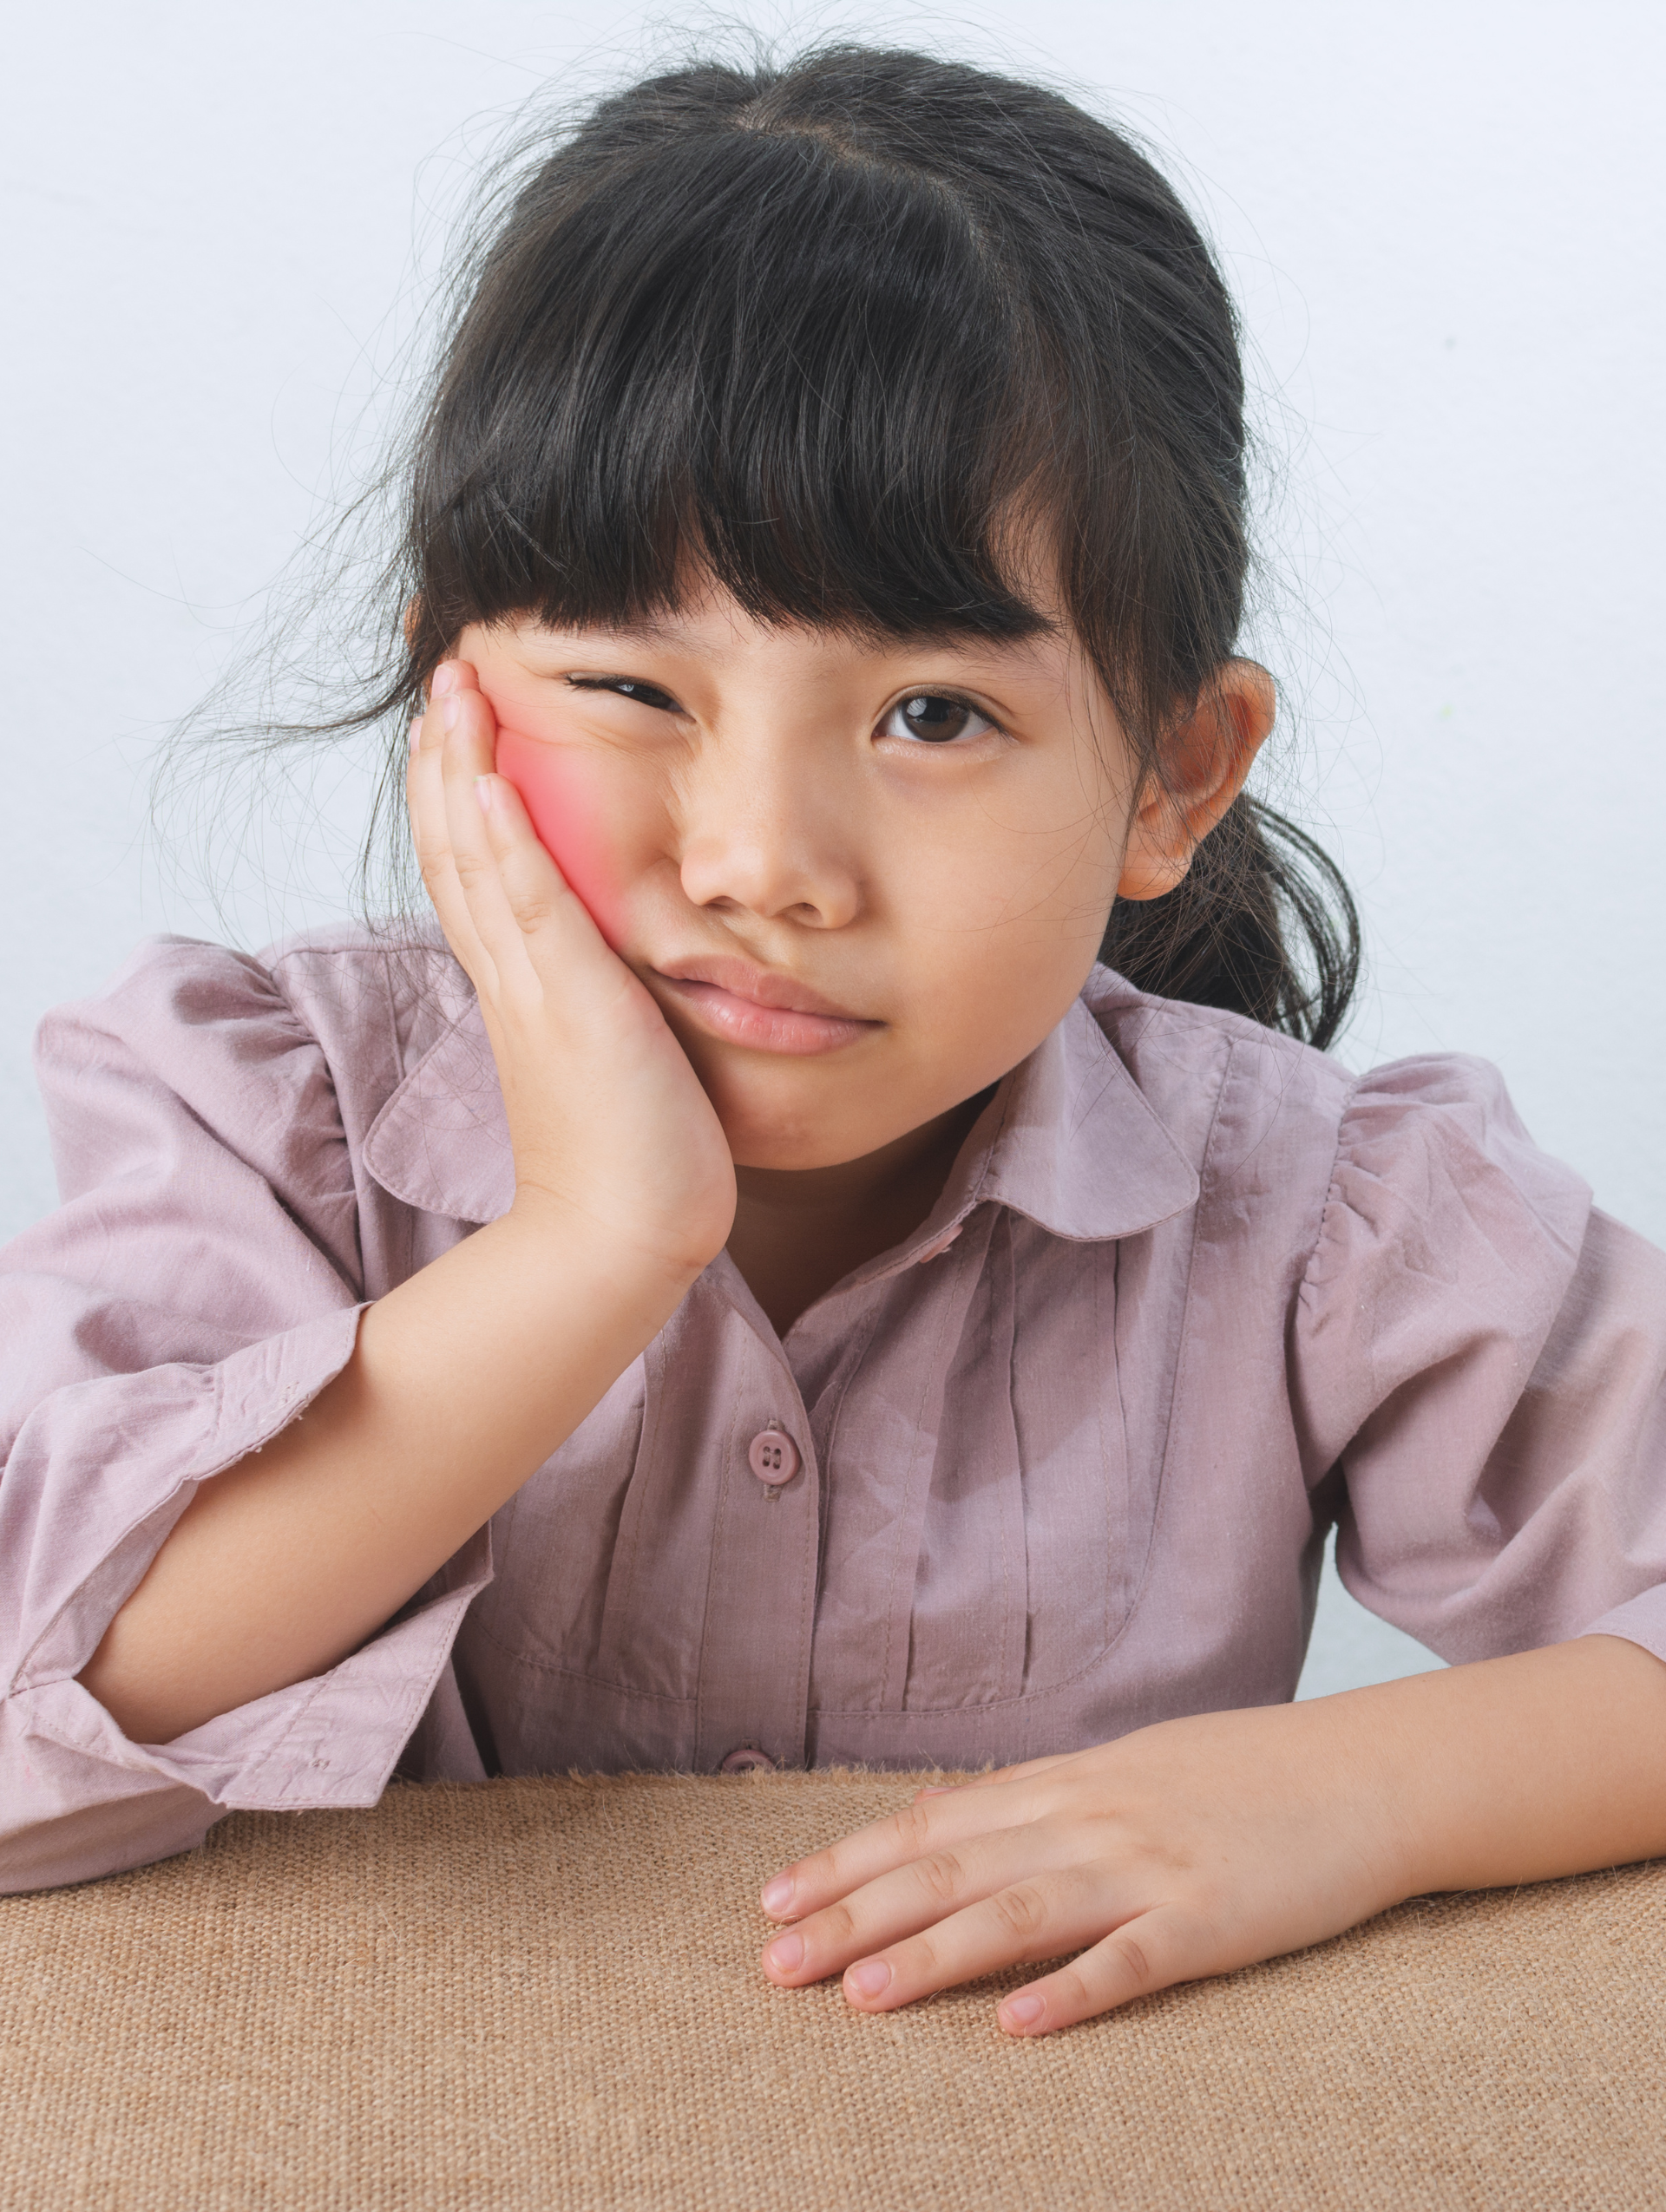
[3,1770,1662,2210]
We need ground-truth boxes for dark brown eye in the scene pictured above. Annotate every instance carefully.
[568,675,682,712]
[879,694,994,743]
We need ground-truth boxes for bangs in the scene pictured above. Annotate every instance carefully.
[419,128,1064,645]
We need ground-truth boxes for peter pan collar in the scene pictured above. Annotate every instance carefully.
[361,965,1199,1247]
[958,978,1200,1243]
[362,992,516,1227]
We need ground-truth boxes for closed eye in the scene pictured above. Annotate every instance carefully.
[876,692,1000,745]
[567,674,684,714]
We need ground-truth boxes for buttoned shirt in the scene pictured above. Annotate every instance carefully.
[3,930,1664,1893]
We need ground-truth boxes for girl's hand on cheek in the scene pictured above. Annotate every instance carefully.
[408,660,736,1283]
[758,1705,1413,2037]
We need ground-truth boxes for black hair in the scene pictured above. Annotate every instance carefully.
[225,45,1361,1045]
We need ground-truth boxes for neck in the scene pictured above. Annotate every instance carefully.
[727,1095,987,1338]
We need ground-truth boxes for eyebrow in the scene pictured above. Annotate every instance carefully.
[591,617,696,646]
[515,616,692,652]
[907,623,1061,656]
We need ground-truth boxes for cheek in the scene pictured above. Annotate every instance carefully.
[493,726,633,950]
[894,803,1120,959]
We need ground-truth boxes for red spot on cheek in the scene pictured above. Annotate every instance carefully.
[494,726,629,950]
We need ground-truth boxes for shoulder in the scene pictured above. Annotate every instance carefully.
[1080,967,1590,1273]
[1312,1050,1591,1299]
[1082,965,1352,1193]
[39,924,469,1090]
[259,922,468,1032]
[34,926,476,1189]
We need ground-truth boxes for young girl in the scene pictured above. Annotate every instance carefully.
[4,47,1664,2039]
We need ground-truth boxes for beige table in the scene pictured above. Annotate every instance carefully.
[2,1771,1661,2209]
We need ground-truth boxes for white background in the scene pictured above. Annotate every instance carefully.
[4,3,1662,1697]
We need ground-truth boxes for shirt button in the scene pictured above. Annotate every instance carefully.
[719,1747,777,1774]
[747,1429,801,1486]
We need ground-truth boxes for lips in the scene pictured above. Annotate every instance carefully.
[655,955,863,1021]
[651,956,880,1057]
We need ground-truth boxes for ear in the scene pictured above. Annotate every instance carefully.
[1117,661,1276,902]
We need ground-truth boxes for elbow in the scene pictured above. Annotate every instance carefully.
[76,1631,201,1750]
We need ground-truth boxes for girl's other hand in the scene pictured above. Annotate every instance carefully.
[758,1638,1666,2036]
[758,1700,1413,2036]
[408,659,736,1284]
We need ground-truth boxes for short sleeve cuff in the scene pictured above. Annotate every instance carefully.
[17,1524,493,1815]
[1580,1587,1666,1672]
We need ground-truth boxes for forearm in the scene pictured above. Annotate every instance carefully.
[1335,1633,1666,1896]
[77,1189,693,1745]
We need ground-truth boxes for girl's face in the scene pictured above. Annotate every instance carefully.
[453,586,1263,1170]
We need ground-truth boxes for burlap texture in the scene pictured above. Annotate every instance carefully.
[2,1770,1660,2210]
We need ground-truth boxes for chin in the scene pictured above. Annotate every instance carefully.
[722,1127,870,1173]
[690,1060,846,1165]
[715,1096,894,1174]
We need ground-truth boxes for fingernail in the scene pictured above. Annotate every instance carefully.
[408,718,423,755]
[1001,1993,1045,2030]
[764,1933,803,1974]
[432,663,460,696]
[760,1876,794,1916]
[917,1786,951,1798]
[844,1960,891,1999]
[439,694,462,733]
[474,776,495,814]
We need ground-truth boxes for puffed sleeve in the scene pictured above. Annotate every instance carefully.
[1290,1054,1666,1666]
[0,938,489,1895]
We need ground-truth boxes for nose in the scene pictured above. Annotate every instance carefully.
[677,729,862,930]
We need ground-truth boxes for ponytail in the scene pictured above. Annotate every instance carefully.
[1099,796,1361,1051]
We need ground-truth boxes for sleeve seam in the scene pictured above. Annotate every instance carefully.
[1298,1065,1368,1301]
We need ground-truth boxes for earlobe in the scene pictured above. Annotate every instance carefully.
[1116,660,1276,903]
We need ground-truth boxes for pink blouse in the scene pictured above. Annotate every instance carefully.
[3,931,1664,1893]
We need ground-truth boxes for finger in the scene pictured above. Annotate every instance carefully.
[418,670,655,1043]
[995,1904,1207,2036]
[413,654,481,744]
[440,704,616,992]
[832,1862,1134,2018]
[915,1751,1076,1800]
[761,1819,1086,1988]
[760,1776,1046,1923]
[410,658,489,867]
[408,663,491,968]
[432,677,553,985]
[468,770,607,965]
